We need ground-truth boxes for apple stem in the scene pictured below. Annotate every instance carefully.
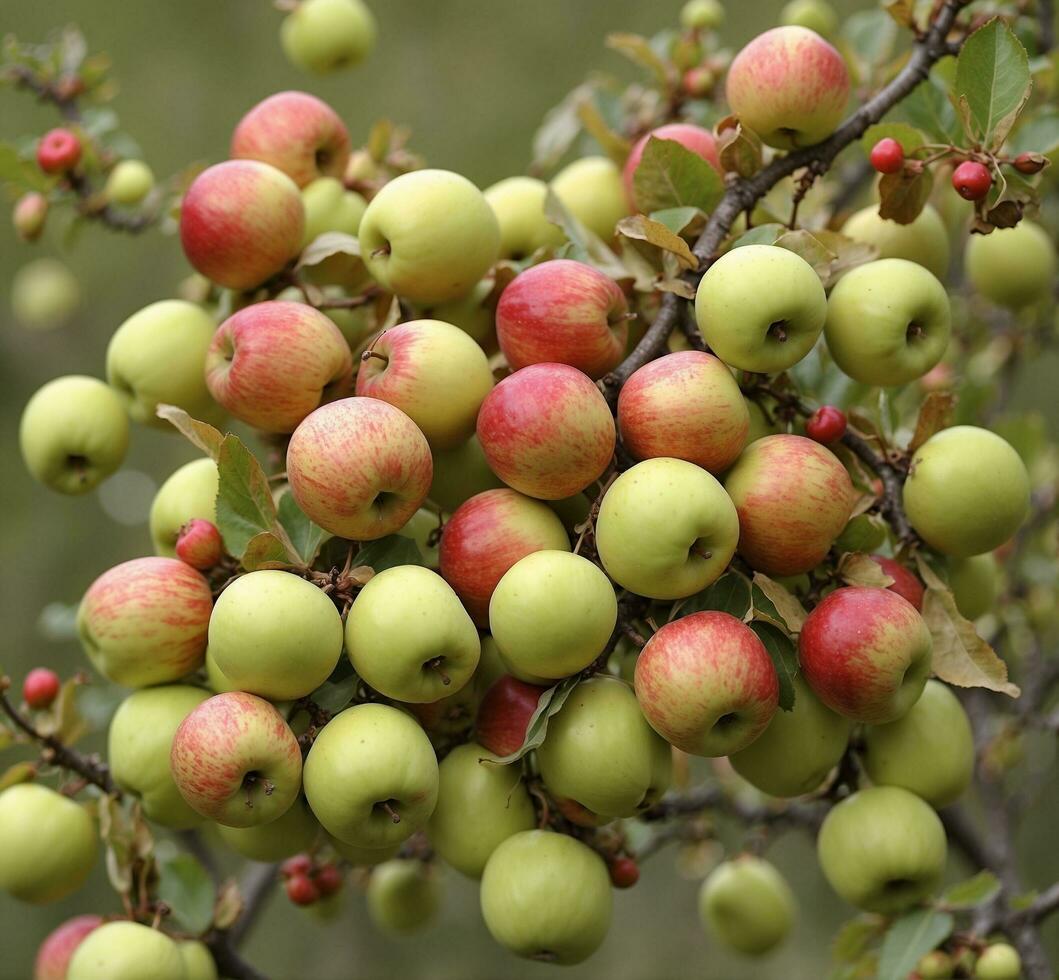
[381,801,401,824]
[767,321,788,343]
[361,349,389,366]
[370,243,391,258]
[690,545,713,561]
[427,657,451,685]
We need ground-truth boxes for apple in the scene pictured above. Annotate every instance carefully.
[724,434,855,575]
[328,836,401,867]
[965,221,1056,309]
[817,785,947,913]
[34,915,102,980]
[974,943,1022,980]
[489,550,617,680]
[176,518,224,570]
[14,192,49,241]
[286,396,433,540]
[439,488,570,626]
[681,0,725,30]
[206,301,352,433]
[729,674,851,797]
[635,611,779,756]
[359,169,501,304]
[428,435,504,512]
[0,784,96,904]
[694,245,827,373]
[427,276,498,349]
[149,457,219,556]
[367,859,440,934]
[617,351,749,473]
[77,557,212,687]
[19,376,129,495]
[104,159,154,206]
[596,457,739,600]
[549,156,627,241]
[781,0,838,36]
[948,554,999,620]
[861,679,974,807]
[230,91,351,187]
[903,426,1030,556]
[480,829,612,965]
[108,684,211,828]
[300,175,366,243]
[281,0,376,74]
[10,258,80,331]
[726,26,851,149]
[302,703,439,848]
[840,203,950,280]
[475,674,549,756]
[216,797,319,861]
[106,300,219,427]
[871,555,925,610]
[209,569,344,700]
[170,691,303,828]
[204,646,239,694]
[67,922,185,980]
[698,856,796,955]
[917,950,955,980]
[397,505,443,568]
[537,676,672,818]
[476,363,616,500]
[484,176,565,258]
[745,397,779,443]
[178,941,219,980]
[825,258,951,386]
[623,124,720,209]
[427,742,536,877]
[799,587,933,724]
[345,565,481,702]
[179,160,304,291]
[355,319,494,448]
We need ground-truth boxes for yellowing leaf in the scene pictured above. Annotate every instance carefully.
[839,552,893,588]
[752,573,807,632]
[616,214,697,269]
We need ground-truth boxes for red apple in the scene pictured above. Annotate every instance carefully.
[623,123,721,209]
[617,351,749,473]
[496,260,629,379]
[34,914,102,980]
[476,674,550,757]
[230,91,351,187]
[871,556,924,611]
[476,363,616,500]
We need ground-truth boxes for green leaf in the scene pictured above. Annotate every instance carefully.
[543,189,630,280]
[215,434,296,561]
[605,32,672,87]
[941,871,1001,909]
[648,206,704,235]
[0,142,49,191]
[240,532,295,572]
[895,66,962,144]
[531,84,587,172]
[876,909,953,980]
[729,223,784,249]
[278,492,329,566]
[632,137,724,215]
[309,668,360,715]
[842,9,899,69]
[1009,106,1059,155]
[832,915,886,964]
[749,621,798,711]
[751,573,807,633]
[955,18,1031,147]
[353,535,426,573]
[488,675,581,765]
[716,120,763,178]
[859,123,926,159]
[776,229,837,280]
[673,572,752,620]
[157,854,216,935]
[575,98,631,165]
[297,232,360,269]
[155,405,223,460]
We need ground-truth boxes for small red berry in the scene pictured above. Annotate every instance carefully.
[313,863,344,897]
[609,856,640,889]
[952,160,992,201]
[281,854,313,879]
[23,668,61,710]
[869,138,904,175]
[175,519,224,570]
[682,66,715,98]
[285,873,319,906]
[806,405,847,444]
[1013,152,1046,175]
[36,129,82,175]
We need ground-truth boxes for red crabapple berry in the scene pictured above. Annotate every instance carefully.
[281,854,313,879]
[682,66,715,98]
[806,406,847,445]
[285,873,320,906]
[869,138,904,175]
[313,864,344,897]
[1013,152,1046,175]
[609,856,641,889]
[175,519,224,570]
[952,161,992,201]
[36,129,83,175]
[23,668,61,710]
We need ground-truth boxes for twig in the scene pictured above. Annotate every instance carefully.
[1039,0,1055,54]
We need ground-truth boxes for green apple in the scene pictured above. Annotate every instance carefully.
[745,398,779,444]
[149,457,219,556]
[303,703,439,848]
[204,646,239,694]
[20,376,129,494]
[108,685,211,828]
[485,176,565,259]
[817,785,947,913]
[537,676,671,818]
[428,277,497,348]
[681,0,725,30]
[596,457,739,599]
[345,565,481,702]
[11,258,80,331]
[398,506,444,567]
[825,259,951,386]
[903,426,1030,556]
[550,156,627,241]
[481,829,612,965]
[917,950,955,979]
[698,856,796,955]
[947,554,999,620]
[0,784,96,904]
[178,941,218,980]
[840,204,950,279]
[359,169,501,304]
[730,674,851,797]
[328,835,401,867]
[281,0,376,73]
[780,0,837,36]
[429,435,505,512]
[367,859,440,934]
[695,245,827,373]
[974,942,1021,980]
[301,176,366,243]
[965,221,1056,309]
[861,680,974,807]
[216,797,319,861]
[209,569,343,701]
[104,159,154,205]
[67,922,185,980]
[489,551,617,680]
[427,742,536,877]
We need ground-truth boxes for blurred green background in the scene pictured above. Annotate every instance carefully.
[2,1,1057,978]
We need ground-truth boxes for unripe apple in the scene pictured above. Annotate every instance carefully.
[209,569,343,701]
[67,922,185,980]
[0,784,96,904]
[623,124,721,209]
[359,169,501,305]
[480,830,613,965]
[596,457,739,599]
[427,742,536,877]
[13,191,48,241]
[104,159,154,205]
[817,785,947,913]
[171,692,303,828]
[108,684,211,828]
[745,397,779,443]
[20,376,129,495]
[635,611,779,756]
[862,680,974,807]
[781,0,838,36]
[217,797,319,861]
[538,676,672,817]
[281,0,376,74]
[681,0,725,30]
[396,505,443,568]
[77,557,212,687]
[549,156,628,241]
[328,835,401,867]
[429,435,505,512]
[11,258,80,331]
[475,675,549,756]
[903,426,1029,556]
[367,859,441,934]
[286,397,433,540]
[947,554,999,620]
[974,942,1021,980]
[965,221,1056,309]
[106,300,219,427]
[695,245,827,373]
[149,457,218,556]
[230,91,351,187]
[840,204,950,280]
[871,555,925,610]
[178,941,218,980]
[489,551,617,680]
[303,703,439,848]
[427,276,497,348]
[825,259,951,386]
[699,856,796,955]
[34,914,102,980]
[726,26,851,149]
[724,434,855,576]
[484,176,565,258]
[917,949,955,979]
[300,176,366,245]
